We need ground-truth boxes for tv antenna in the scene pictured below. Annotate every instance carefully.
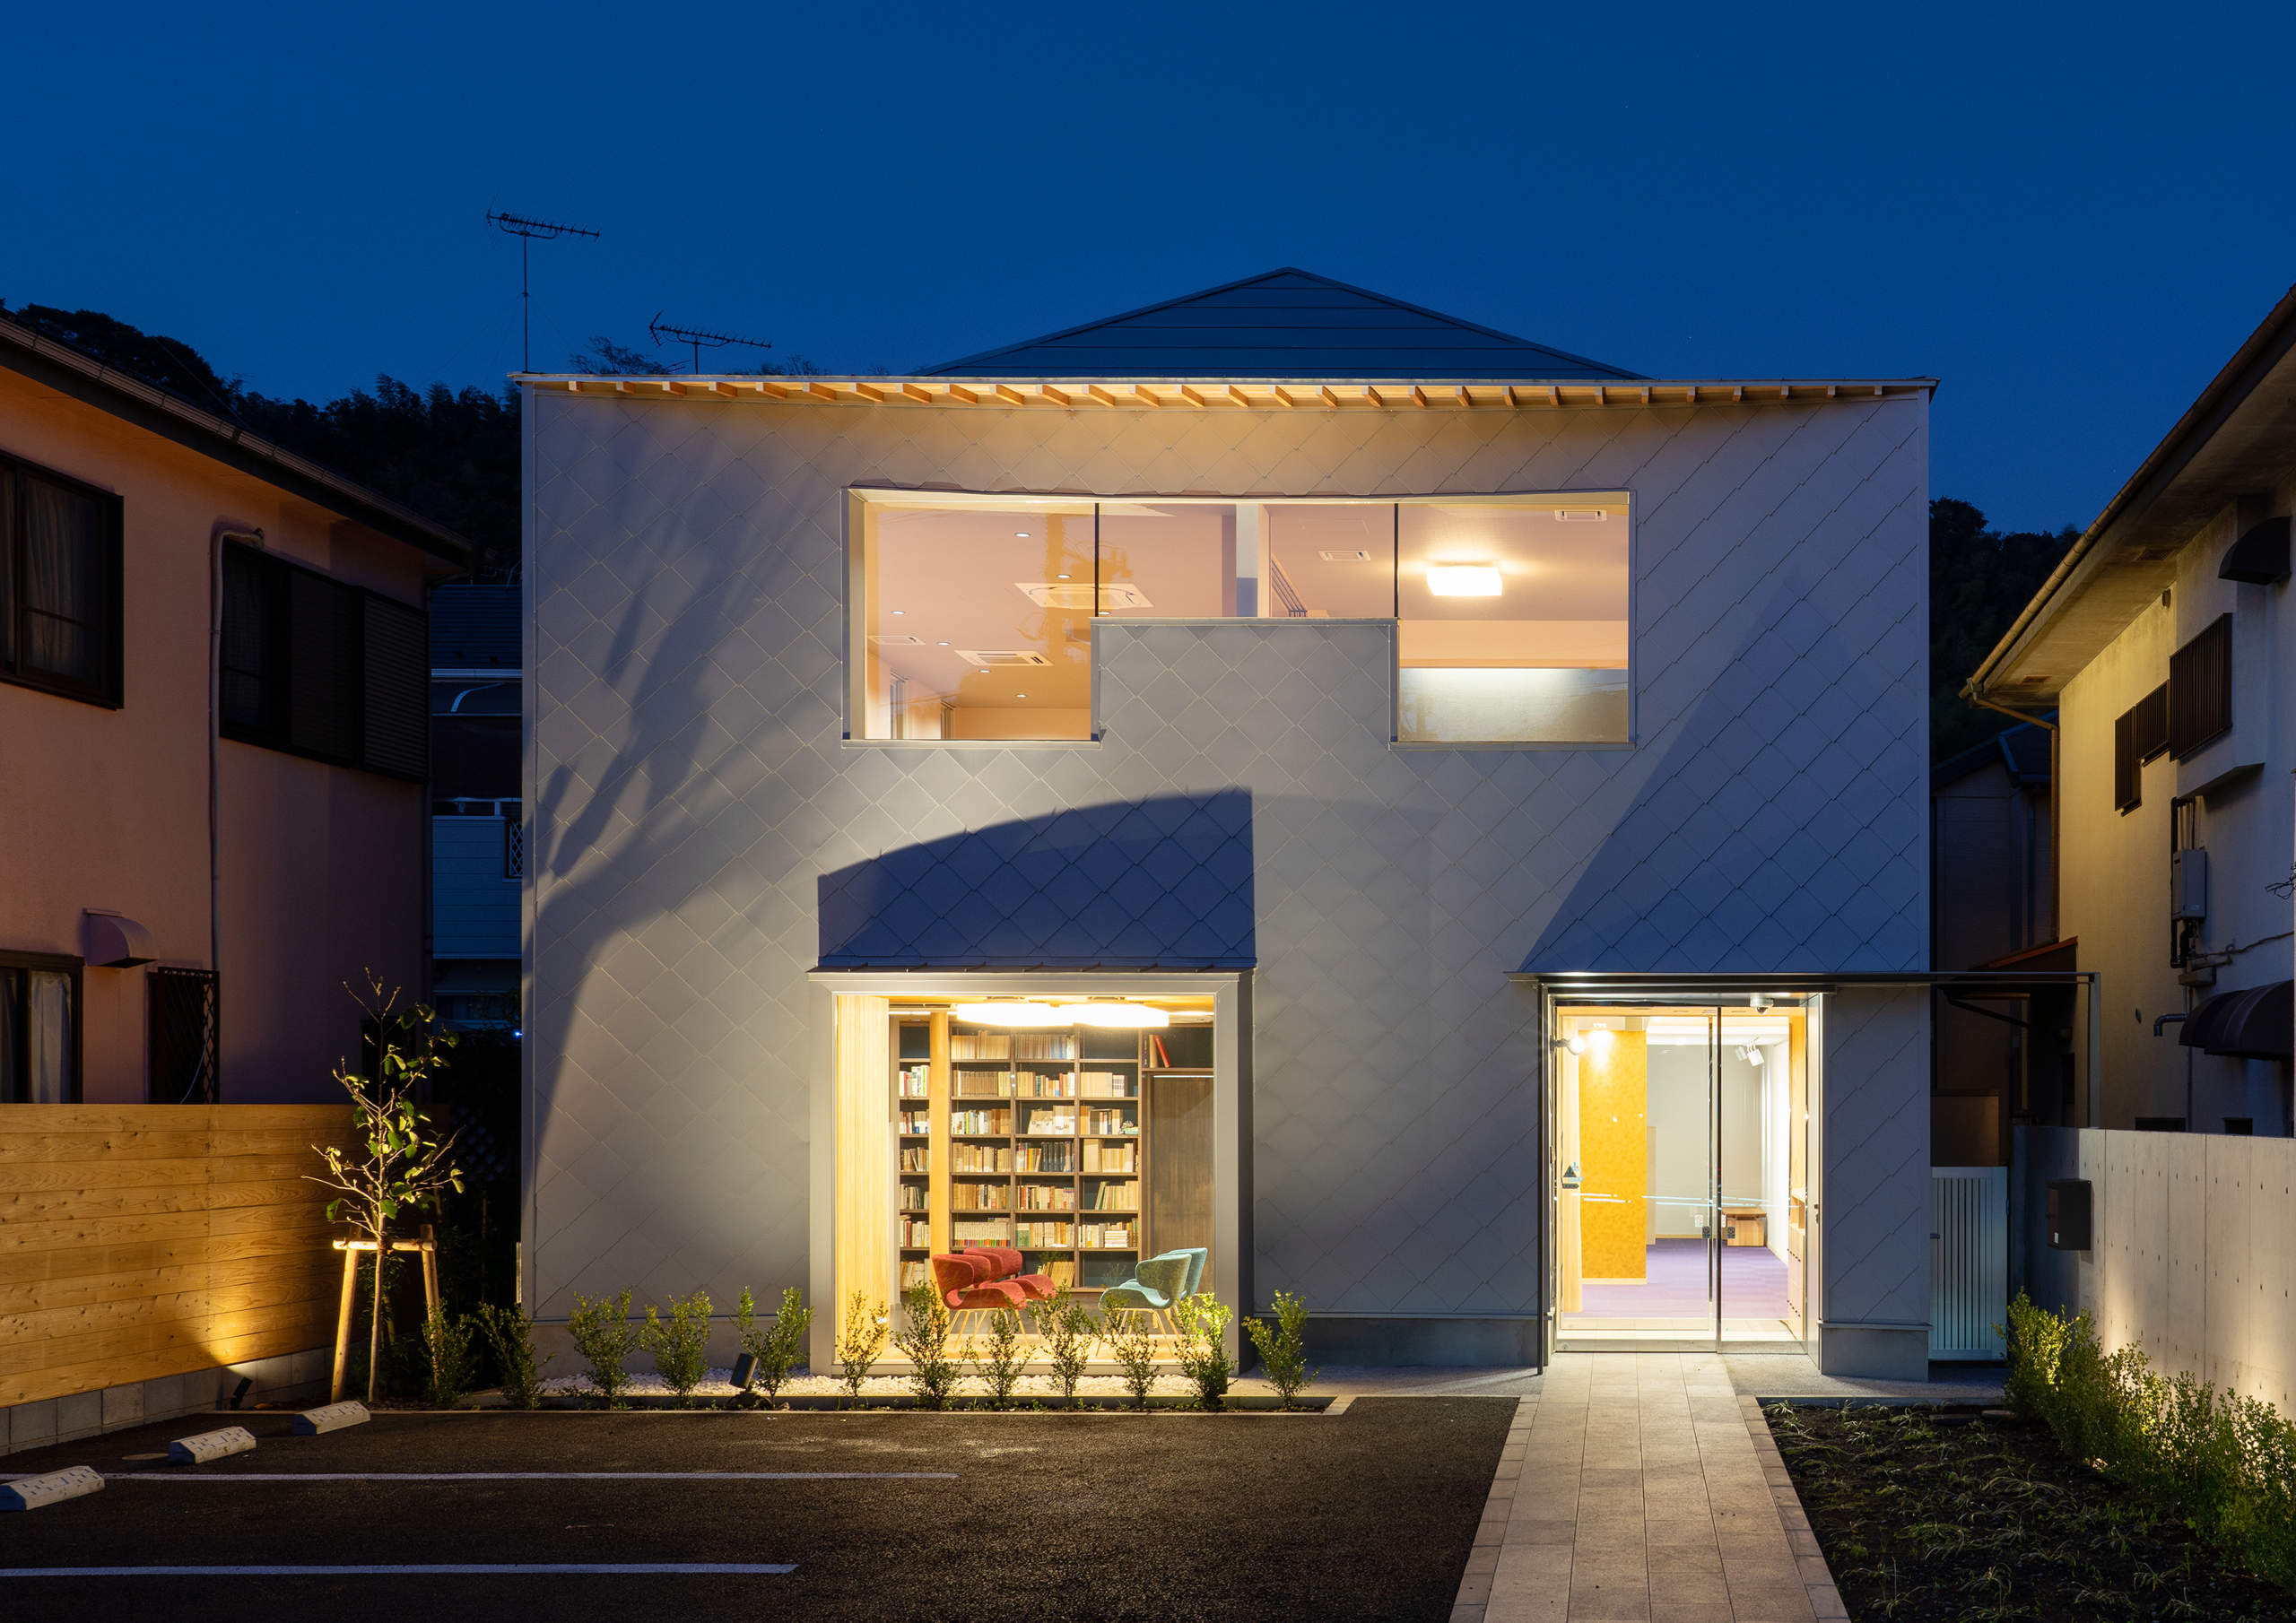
[648,313,774,373]
[486,208,600,371]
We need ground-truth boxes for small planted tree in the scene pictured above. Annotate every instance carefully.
[836,1290,889,1407]
[308,975,463,1403]
[1171,1293,1235,1410]
[570,1289,642,1406]
[643,1289,714,1405]
[970,1302,1028,1409]
[475,1301,551,1409]
[894,1278,960,1409]
[735,1286,813,1402]
[1035,1285,1095,1409]
[1100,1301,1161,1410]
[1246,1289,1317,1410]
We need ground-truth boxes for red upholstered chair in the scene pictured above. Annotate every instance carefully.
[930,1252,1025,1333]
[960,1245,1056,1302]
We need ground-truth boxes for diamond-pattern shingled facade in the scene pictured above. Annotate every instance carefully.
[525,388,1931,1341]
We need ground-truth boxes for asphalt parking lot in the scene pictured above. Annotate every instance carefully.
[0,1396,1511,1621]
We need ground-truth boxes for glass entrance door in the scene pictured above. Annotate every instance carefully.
[1550,998,1811,1352]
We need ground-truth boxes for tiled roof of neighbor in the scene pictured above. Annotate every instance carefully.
[924,267,1642,381]
[429,584,520,671]
[1932,718,2054,791]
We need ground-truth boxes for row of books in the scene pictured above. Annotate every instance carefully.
[899,1109,930,1134]
[952,1219,1010,1245]
[950,1182,1009,1211]
[952,1108,1013,1135]
[1085,1108,1138,1137]
[900,1258,930,1289]
[1081,1071,1138,1098]
[1012,1032,1077,1062]
[952,1143,1013,1173]
[1081,1221,1135,1249]
[1015,1219,1073,1246]
[899,1217,931,1247]
[1083,1141,1136,1173]
[947,1031,1087,1062]
[897,1063,929,1098]
[1017,1182,1076,1211]
[1023,1108,1076,1136]
[899,1146,929,1173]
[899,1180,927,1212]
[1018,1142,1073,1172]
[1086,1179,1139,1211]
[949,1032,1011,1061]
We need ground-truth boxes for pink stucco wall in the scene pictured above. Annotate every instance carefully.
[0,366,435,1104]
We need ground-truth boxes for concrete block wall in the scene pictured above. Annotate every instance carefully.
[0,1347,330,1456]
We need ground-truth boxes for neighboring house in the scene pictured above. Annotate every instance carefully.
[1969,282,2296,1136]
[429,582,521,1028]
[522,267,1952,1376]
[1929,720,2072,1164]
[0,313,468,1104]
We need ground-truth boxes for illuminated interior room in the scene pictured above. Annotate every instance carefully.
[1552,1002,1811,1350]
[853,490,1630,746]
[822,983,1231,1358]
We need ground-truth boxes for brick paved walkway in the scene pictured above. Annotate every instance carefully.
[1453,1353,1845,1623]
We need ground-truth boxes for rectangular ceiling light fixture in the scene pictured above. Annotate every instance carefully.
[1016,582,1153,612]
[1556,509,1608,522]
[1318,549,1370,562]
[953,649,1053,667]
[1425,565,1502,597]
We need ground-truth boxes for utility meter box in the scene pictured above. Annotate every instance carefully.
[2047,1178,2092,1250]
[2171,848,2209,921]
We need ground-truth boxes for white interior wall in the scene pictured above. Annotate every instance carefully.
[1761,1042,1789,1262]
[1648,1046,1708,1237]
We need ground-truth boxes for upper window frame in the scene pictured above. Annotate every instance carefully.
[843,487,1635,751]
[0,447,125,709]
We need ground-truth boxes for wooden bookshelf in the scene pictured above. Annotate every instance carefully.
[893,1020,1150,1295]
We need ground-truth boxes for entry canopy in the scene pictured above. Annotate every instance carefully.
[2179,980,2294,1061]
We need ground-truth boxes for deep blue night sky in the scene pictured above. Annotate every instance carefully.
[7,1,2293,533]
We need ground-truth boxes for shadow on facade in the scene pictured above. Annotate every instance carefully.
[817,790,1255,968]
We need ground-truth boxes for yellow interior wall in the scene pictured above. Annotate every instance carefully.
[832,994,893,1319]
[1578,1031,1648,1280]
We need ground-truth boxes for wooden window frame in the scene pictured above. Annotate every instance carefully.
[0,448,125,709]
[0,949,85,1105]
[219,541,427,782]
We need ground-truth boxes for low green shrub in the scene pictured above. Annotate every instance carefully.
[1246,1289,1316,1409]
[474,1301,550,1409]
[2005,1290,2296,1590]
[569,1288,642,1407]
[1034,1285,1095,1407]
[835,1289,888,1407]
[642,1289,714,1404]
[1171,1292,1234,1410]
[422,1308,480,1407]
[894,1279,960,1408]
[969,1302,1028,1409]
[735,1286,812,1401]
[1100,1302,1161,1410]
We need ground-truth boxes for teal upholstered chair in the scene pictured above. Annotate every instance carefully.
[1100,1247,1209,1334]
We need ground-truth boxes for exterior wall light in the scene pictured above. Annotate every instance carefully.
[1070,1002,1169,1029]
[952,1001,1069,1027]
[1425,565,1501,597]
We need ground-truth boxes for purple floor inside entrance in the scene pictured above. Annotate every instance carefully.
[1578,1237,1789,1318]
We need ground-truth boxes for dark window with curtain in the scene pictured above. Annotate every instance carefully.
[0,451,123,707]
[220,542,427,780]
[2168,614,2232,759]
[0,955,80,1104]
[2113,707,2140,812]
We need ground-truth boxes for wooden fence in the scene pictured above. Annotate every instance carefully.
[0,1106,352,1408]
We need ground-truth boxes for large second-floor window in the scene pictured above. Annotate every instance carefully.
[221,542,428,779]
[0,450,124,708]
[852,490,1631,745]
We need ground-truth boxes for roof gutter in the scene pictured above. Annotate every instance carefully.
[0,315,474,568]
[1967,280,2296,699]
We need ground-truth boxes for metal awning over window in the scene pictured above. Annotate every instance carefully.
[2179,980,2293,1061]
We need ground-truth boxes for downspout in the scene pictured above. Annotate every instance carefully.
[209,523,263,1101]
[1962,687,2061,945]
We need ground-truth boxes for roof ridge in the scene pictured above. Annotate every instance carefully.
[922,268,1641,380]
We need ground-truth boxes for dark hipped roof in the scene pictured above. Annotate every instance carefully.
[925,268,1640,381]
[429,584,520,671]
[1932,718,2054,791]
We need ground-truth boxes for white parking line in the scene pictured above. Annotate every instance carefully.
[0,1563,797,1576]
[106,1471,952,1481]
